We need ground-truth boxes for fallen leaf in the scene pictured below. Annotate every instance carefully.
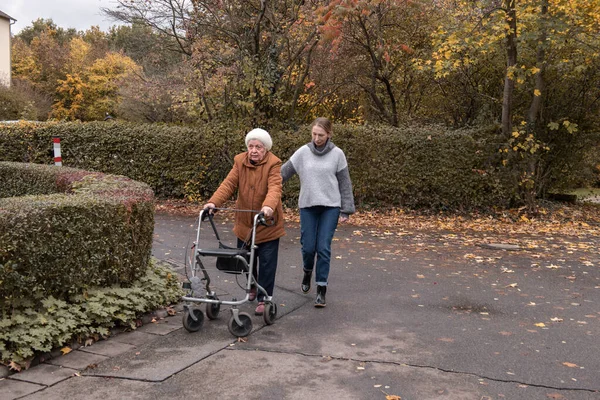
[61,346,72,355]
[506,283,518,288]
[562,362,578,368]
[550,317,563,322]
[534,323,546,327]
[8,361,22,372]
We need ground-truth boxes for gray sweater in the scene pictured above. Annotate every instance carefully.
[281,141,355,216]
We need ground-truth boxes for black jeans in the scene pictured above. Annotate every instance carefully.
[237,238,280,302]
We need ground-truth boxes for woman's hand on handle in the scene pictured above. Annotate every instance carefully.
[203,202,216,214]
[261,206,274,217]
[339,214,349,224]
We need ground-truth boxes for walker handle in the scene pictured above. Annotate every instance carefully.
[257,212,267,226]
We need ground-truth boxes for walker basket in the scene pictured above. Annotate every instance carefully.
[215,243,250,274]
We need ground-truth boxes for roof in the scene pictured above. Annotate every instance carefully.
[0,10,16,21]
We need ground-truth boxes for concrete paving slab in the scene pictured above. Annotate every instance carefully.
[7,363,77,387]
[480,243,521,250]
[0,378,44,400]
[45,350,109,370]
[81,328,230,382]
[78,340,137,358]
[109,331,157,347]
[79,287,308,382]
[136,318,182,335]
[19,349,599,400]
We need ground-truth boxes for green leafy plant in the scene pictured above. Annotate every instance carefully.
[0,261,182,368]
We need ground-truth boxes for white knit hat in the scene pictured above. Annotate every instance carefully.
[245,128,272,151]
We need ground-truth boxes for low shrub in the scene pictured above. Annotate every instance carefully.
[0,162,155,311]
[0,261,182,367]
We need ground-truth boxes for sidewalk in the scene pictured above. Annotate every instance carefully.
[2,211,599,399]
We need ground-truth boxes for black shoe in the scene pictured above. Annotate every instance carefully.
[315,285,327,307]
[301,270,312,294]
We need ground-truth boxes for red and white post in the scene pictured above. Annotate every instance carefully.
[52,136,62,166]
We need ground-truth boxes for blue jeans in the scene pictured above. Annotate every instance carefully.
[300,206,340,286]
[238,238,279,302]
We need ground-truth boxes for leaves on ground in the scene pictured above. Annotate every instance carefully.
[155,200,600,237]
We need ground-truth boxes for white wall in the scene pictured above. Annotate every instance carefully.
[0,17,11,87]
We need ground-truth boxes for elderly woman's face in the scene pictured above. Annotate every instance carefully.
[247,139,267,162]
[312,125,331,147]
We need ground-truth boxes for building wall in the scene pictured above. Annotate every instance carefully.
[0,17,11,86]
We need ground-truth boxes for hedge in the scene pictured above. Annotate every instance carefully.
[0,162,155,312]
[0,120,515,210]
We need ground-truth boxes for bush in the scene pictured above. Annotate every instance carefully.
[0,81,52,121]
[0,120,516,210]
[0,162,155,311]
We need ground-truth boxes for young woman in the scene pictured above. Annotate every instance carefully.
[281,117,355,307]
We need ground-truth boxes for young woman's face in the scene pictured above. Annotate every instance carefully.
[312,125,331,147]
[247,139,267,162]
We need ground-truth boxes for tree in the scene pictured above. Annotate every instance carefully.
[51,45,141,121]
[17,18,77,46]
[102,0,194,56]
[103,0,322,124]
[306,0,441,126]
[423,0,600,208]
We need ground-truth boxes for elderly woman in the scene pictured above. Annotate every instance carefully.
[281,117,355,307]
[204,128,285,315]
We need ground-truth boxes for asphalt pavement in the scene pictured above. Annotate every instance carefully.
[2,210,599,400]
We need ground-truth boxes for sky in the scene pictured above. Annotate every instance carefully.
[1,0,121,34]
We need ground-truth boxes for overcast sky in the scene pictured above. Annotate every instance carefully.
[2,0,121,34]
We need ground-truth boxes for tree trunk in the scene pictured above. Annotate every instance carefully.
[501,0,518,137]
[527,0,548,127]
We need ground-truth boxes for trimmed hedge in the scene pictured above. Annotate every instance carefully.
[0,120,515,210]
[0,162,155,311]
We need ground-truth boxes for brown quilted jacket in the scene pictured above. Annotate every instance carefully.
[208,151,285,244]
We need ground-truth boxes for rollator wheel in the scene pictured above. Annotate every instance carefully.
[228,312,253,337]
[182,308,204,332]
[205,301,220,320]
[263,302,277,325]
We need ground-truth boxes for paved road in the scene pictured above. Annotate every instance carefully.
[3,211,599,399]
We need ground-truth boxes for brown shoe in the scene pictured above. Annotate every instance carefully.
[255,302,265,315]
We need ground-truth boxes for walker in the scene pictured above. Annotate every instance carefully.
[181,208,277,337]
